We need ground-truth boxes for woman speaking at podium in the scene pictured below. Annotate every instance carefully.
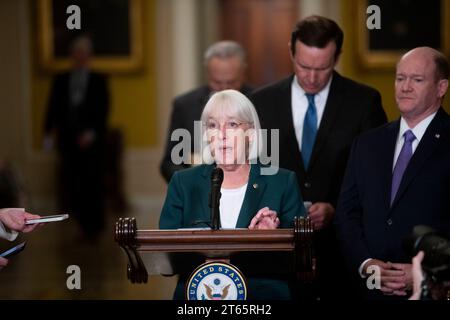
[159,89,306,300]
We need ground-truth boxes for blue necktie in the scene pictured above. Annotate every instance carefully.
[302,94,317,169]
[391,130,416,204]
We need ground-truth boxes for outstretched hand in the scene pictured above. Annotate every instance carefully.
[0,208,42,233]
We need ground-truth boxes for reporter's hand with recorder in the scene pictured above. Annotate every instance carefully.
[0,208,43,270]
[0,208,42,234]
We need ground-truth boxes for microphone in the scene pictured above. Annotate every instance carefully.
[209,167,224,230]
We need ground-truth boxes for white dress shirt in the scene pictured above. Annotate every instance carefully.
[358,111,437,277]
[291,75,332,149]
[392,112,437,169]
[70,68,89,107]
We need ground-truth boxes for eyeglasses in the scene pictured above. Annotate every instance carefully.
[204,120,249,131]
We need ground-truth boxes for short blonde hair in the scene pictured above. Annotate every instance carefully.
[200,89,262,164]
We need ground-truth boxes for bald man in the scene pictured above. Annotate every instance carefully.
[336,47,450,299]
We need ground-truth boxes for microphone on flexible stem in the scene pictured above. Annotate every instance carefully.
[209,167,224,230]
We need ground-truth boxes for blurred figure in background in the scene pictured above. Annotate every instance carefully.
[160,40,254,183]
[104,128,128,214]
[0,159,27,208]
[43,35,110,242]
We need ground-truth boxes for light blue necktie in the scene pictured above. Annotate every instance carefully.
[301,94,318,169]
[391,129,416,204]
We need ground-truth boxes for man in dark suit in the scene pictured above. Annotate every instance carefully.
[336,47,450,300]
[160,41,253,183]
[250,16,387,299]
[44,36,109,241]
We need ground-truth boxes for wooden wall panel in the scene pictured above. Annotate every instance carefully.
[219,0,299,87]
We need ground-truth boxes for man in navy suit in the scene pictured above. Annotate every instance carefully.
[336,47,450,299]
[251,15,387,299]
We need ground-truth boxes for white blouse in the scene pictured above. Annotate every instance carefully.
[219,184,248,229]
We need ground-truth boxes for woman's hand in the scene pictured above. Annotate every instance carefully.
[249,207,280,230]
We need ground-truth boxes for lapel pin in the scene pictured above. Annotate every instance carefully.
[253,183,258,189]
[435,134,440,139]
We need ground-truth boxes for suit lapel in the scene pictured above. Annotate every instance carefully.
[201,164,267,228]
[235,164,267,228]
[391,109,449,208]
[280,77,299,151]
[199,86,211,111]
[308,72,343,170]
[382,121,400,211]
[281,76,307,173]
[198,165,213,226]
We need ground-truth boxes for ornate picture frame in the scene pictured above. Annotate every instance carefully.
[36,0,143,73]
[356,0,450,69]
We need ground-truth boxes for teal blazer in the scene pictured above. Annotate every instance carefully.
[160,164,305,229]
[159,164,306,300]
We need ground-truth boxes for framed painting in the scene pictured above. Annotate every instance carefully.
[356,0,450,69]
[36,0,143,73]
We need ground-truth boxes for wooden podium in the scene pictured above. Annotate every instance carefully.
[115,216,315,288]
